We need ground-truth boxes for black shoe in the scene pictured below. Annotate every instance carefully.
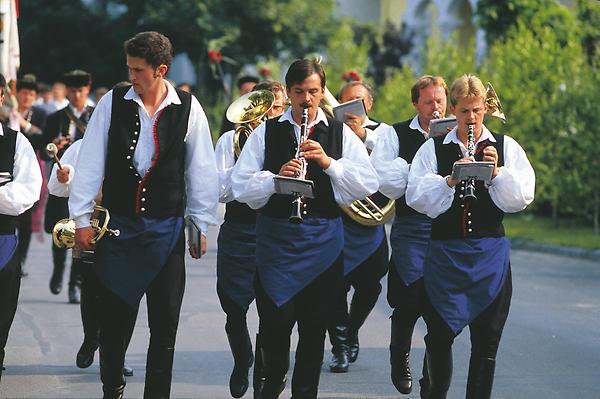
[229,346,253,398]
[391,351,412,394]
[347,330,359,363]
[123,365,134,377]
[102,384,125,399]
[69,285,81,304]
[328,349,349,373]
[76,341,98,368]
[50,274,63,295]
[257,376,286,399]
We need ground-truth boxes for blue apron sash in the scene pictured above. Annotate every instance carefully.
[0,234,18,271]
[217,221,257,309]
[424,237,510,333]
[343,219,385,276]
[94,215,184,308]
[391,214,432,285]
[255,214,343,308]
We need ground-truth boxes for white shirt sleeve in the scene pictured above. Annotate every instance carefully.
[0,133,42,216]
[324,124,379,205]
[488,135,535,212]
[406,139,455,218]
[214,130,236,203]
[230,122,276,210]
[184,95,219,234]
[370,124,410,200]
[69,91,112,228]
[48,140,81,198]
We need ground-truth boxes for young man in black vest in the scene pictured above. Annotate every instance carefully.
[371,75,448,396]
[406,74,535,399]
[43,70,95,303]
[231,59,378,399]
[70,32,218,399]
[214,80,286,398]
[0,72,43,382]
[326,81,390,373]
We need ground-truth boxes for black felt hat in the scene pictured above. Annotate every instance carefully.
[62,70,92,88]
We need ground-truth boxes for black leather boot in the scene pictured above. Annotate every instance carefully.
[426,349,452,399]
[102,384,125,399]
[256,347,288,399]
[419,353,430,399]
[76,339,99,368]
[227,328,254,398]
[253,334,265,399]
[347,287,379,363]
[327,325,349,373]
[291,360,322,399]
[49,246,66,295]
[143,346,175,399]
[466,357,496,399]
[99,345,126,399]
[390,314,414,394]
[0,348,4,384]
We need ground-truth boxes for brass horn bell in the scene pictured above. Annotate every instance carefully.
[52,206,120,249]
[226,90,275,157]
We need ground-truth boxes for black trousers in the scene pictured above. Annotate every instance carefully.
[0,252,21,358]
[217,284,250,337]
[328,237,388,334]
[255,255,344,398]
[76,254,102,346]
[423,267,513,360]
[16,209,32,268]
[97,232,185,397]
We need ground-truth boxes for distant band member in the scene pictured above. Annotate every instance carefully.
[70,32,218,398]
[231,59,378,399]
[406,74,535,399]
[0,72,43,382]
[43,70,94,303]
[371,75,448,395]
[327,81,389,373]
[214,80,286,398]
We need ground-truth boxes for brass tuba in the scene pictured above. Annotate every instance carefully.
[485,82,506,123]
[226,90,275,157]
[52,206,120,249]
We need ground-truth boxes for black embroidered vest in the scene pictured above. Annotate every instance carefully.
[0,126,18,234]
[431,132,505,240]
[102,86,192,218]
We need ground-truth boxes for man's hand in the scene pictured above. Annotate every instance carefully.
[344,113,367,141]
[300,139,331,169]
[75,226,95,251]
[56,167,70,183]
[279,159,305,177]
[482,146,499,179]
[53,136,71,151]
[448,156,475,187]
[188,235,207,259]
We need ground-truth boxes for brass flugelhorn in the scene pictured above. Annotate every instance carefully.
[226,90,275,157]
[52,206,120,249]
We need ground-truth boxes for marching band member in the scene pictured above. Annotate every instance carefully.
[0,72,43,382]
[43,70,95,303]
[406,74,535,399]
[326,81,389,373]
[231,59,378,399]
[69,32,218,398]
[214,80,286,398]
[371,75,448,396]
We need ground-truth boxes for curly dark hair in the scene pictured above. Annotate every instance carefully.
[124,31,173,69]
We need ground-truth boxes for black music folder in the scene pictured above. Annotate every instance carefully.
[273,176,315,198]
[451,162,495,182]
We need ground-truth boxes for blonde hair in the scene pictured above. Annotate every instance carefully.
[411,75,448,103]
[449,74,486,106]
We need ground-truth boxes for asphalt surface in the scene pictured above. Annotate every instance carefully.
[1,216,599,398]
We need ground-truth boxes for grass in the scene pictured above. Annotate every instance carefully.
[504,214,600,250]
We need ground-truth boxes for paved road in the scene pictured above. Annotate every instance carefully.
[1,219,599,398]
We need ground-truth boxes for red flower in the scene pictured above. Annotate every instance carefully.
[208,49,223,64]
[259,66,272,78]
[341,70,361,82]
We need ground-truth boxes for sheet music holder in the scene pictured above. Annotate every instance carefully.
[273,176,315,199]
[429,117,457,137]
[185,218,202,259]
[451,162,494,182]
[332,98,366,123]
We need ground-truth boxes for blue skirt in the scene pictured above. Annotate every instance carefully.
[424,237,510,333]
[0,234,18,271]
[390,214,432,286]
[94,215,184,308]
[343,218,385,276]
[217,221,257,309]
[255,214,343,307]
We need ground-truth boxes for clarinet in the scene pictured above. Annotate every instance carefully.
[463,123,477,202]
[289,107,310,223]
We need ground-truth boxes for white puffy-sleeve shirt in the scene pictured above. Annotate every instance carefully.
[69,81,218,234]
[406,125,535,218]
[214,130,236,203]
[231,108,379,210]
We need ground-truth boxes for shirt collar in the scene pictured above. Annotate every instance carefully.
[123,80,182,109]
[443,124,496,145]
[409,115,429,136]
[278,107,329,129]
[363,116,377,128]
